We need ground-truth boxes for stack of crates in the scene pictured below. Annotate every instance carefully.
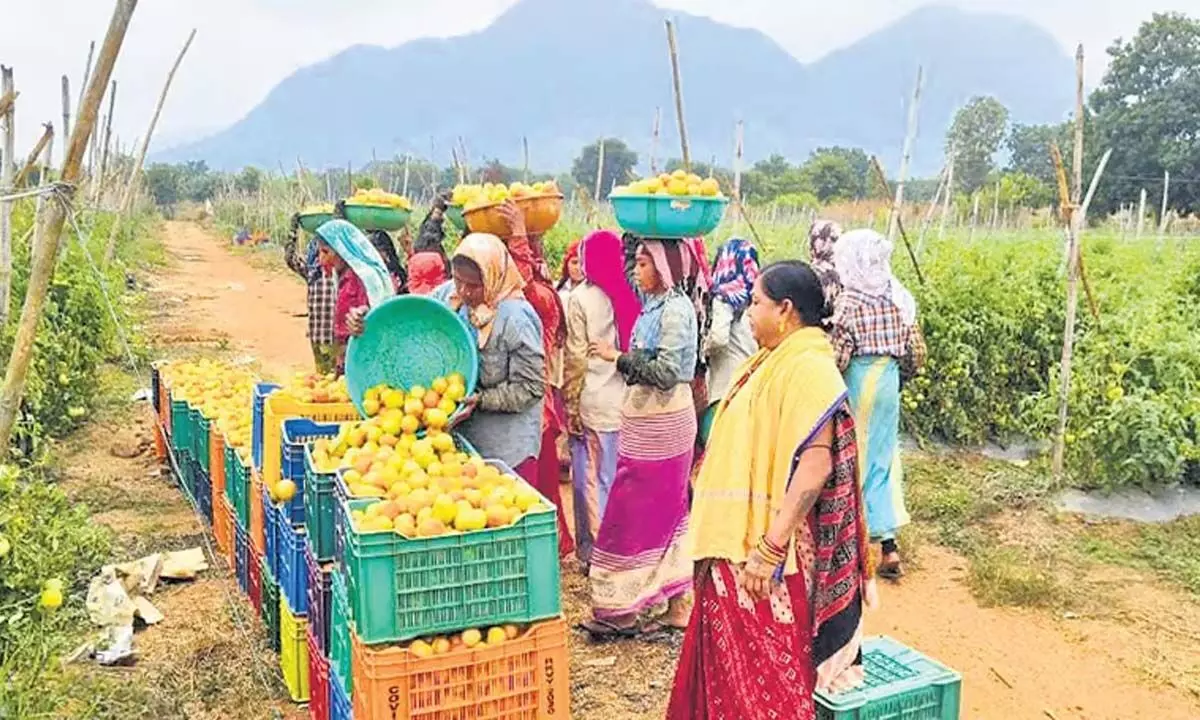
[331,453,569,719]
[816,636,962,720]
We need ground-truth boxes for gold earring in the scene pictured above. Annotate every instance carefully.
[777,318,786,336]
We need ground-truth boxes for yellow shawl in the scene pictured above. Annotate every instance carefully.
[688,326,849,574]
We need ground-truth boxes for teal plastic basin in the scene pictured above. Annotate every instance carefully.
[611,194,729,238]
[344,296,479,418]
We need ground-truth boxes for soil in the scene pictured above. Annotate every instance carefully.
[62,221,1200,719]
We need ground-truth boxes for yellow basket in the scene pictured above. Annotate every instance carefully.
[280,594,310,703]
[261,393,359,499]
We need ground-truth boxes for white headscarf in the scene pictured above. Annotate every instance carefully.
[833,229,917,325]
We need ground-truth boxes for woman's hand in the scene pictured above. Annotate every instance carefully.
[449,395,480,428]
[346,307,368,337]
[740,548,777,602]
[589,340,620,363]
[498,200,528,237]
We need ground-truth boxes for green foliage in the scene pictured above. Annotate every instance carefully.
[946,96,1011,193]
[1006,122,1072,187]
[571,139,638,197]
[741,154,812,202]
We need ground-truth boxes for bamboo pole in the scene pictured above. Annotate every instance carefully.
[664,20,691,170]
[732,120,744,219]
[94,80,117,204]
[991,179,1001,231]
[594,138,606,203]
[14,123,53,187]
[522,136,530,183]
[888,65,923,243]
[1051,45,1087,480]
[969,193,980,241]
[650,107,661,175]
[76,41,95,130]
[939,148,955,238]
[1136,188,1146,240]
[61,75,72,168]
[1157,170,1170,241]
[0,66,13,324]
[105,27,195,263]
[402,154,410,197]
[916,163,948,256]
[0,0,139,451]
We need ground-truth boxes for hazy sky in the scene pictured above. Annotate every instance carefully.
[0,0,1193,157]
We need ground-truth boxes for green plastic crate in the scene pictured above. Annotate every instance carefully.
[225,445,251,530]
[170,401,190,453]
[260,558,281,653]
[329,569,352,695]
[816,636,961,720]
[195,415,211,473]
[335,489,561,644]
[303,448,338,561]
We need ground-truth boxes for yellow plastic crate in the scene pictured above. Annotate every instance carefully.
[280,594,310,703]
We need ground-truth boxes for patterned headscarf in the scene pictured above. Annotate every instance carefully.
[314,219,394,308]
[642,239,703,290]
[557,239,581,292]
[834,229,917,325]
[710,237,760,316]
[808,220,843,320]
[581,230,640,351]
[448,233,527,347]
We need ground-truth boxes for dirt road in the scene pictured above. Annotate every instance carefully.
[67,221,1200,719]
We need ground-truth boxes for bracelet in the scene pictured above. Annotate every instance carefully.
[755,536,786,566]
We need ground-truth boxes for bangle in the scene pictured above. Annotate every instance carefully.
[755,536,786,566]
[761,535,787,556]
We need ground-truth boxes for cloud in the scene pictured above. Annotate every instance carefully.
[0,0,1186,157]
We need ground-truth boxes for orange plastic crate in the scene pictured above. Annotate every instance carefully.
[261,393,358,499]
[214,497,235,566]
[250,468,266,553]
[210,432,226,511]
[351,617,569,720]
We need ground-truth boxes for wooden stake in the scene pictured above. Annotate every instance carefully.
[402,154,410,197]
[888,65,923,243]
[733,120,744,217]
[96,80,117,202]
[1136,188,1146,240]
[76,41,95,127]
[61,75,71,167]
[522,136,530,183]
[1051,45,1087,480]
[594,138,606,203]
[0,66,13,324]
[939,148,955,238]
[665,20,691,170]
[917,163,948,256]
[0,0,139,450]
[105,27,195,263]
[969,193,980,242]
[14,123,53,187]
[870,156,925,285]
[991,179,1001,231]
[1158,170,1170,241]
[650,107,661,175]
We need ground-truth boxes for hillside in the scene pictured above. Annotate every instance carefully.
[157,0,1074,173]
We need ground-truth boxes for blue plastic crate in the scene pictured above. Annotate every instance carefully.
[234,521,250,597]
[194,459,212,526]
[816,636,961,720]
[251,383,280,472]
[330,668,352,720]
[276,502,309,615]
[280,418,342,525]
[264,483,281,578]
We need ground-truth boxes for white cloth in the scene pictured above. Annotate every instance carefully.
[704,299,757,404]
[833,229,917,324]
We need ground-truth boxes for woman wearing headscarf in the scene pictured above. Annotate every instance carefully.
[284,214,338,373]
[700,237,761,447]
[563,230,641,569]
[582,239,700,638]
[557,239,584,304]
[496,201,575,559]
[669,261,874,718]
[832,229,926,580]
[809,219,844,321]
[312,219,396,372]
[427,234,547,472]
[408,193,453,295]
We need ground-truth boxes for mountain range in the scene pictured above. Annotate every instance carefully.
[157,0,1076,175]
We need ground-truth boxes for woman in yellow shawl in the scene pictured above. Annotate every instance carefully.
[668,260,875,720]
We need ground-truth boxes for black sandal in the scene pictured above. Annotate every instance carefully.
[577,618,640,640]
[877,560,905,580]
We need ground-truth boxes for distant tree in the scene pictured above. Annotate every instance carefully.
[144,164,180,207]
[235,166,264,195]
[572,139,638,197]
[1089,12,1200,217]
[945,96,1010,193]
[741,154,812,202]
[1006,122,1071,187]
[800,150,859,202]
[805,147,871,200]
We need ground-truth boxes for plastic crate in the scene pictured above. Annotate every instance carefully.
[210,432,227,515]
[150,365,162,419]
[195,414,212,474]
[250,468,266,553]
[281,419,343,525]
[180,453,197,504]
[350,616,569,720]
[330,668,352,720]
[262,393,359,513]
[308,627,331,720]
[225,443,251,530]
[194,459,213,526]
[249,543,264,614]
[334,486,561,644]
[816,636,962,720]
[252,382,281,471]
[305,546,333,656]
[262,559,282,653]
[330,569,353,695]
[264,483,281,579]
[304,449,339,561]
[188,407,204,464]
[214,497,235,568]
[278,504,310,615]
[170,400,190,454]
[235,521,250,596]
[281,595,311,703]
